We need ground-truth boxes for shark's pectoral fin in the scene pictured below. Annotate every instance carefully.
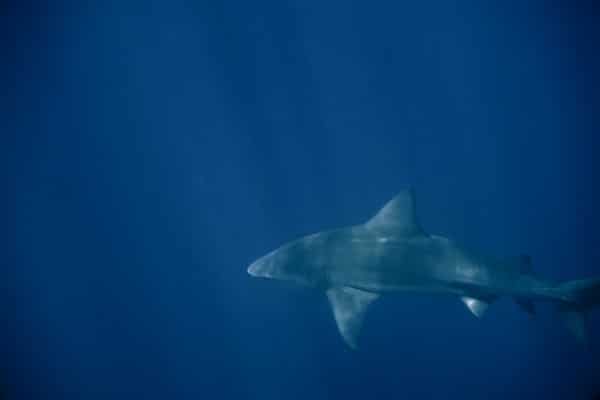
[326,287,379,349]
[559,308,587,344]
[461,296,491,318]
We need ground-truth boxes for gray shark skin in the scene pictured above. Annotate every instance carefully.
[248,189,600,349]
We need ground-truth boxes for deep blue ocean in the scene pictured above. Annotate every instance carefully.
[5,2,600,399]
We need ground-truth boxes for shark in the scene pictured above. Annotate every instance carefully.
[247,189,600,349]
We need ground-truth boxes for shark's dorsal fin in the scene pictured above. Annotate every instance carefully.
[326,286,379,349]
[365,189,425,237]
[461,296,491,318]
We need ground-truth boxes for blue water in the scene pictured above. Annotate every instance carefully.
[6,2,600,399]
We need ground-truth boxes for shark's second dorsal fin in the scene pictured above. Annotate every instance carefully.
[326,286,379,349]
[365,189,425,237]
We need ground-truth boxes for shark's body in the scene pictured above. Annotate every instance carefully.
[248,190,600,348]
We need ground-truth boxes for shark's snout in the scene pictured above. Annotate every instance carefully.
[247,261,261,277]
[247,254,273,278]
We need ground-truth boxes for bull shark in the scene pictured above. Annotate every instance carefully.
[247,189,600,349]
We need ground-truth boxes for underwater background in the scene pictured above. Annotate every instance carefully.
[5,1,600,399]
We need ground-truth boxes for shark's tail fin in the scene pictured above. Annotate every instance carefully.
[555,278,600,344]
